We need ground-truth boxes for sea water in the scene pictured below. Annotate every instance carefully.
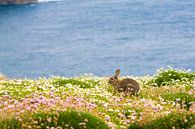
[0,0,195,78]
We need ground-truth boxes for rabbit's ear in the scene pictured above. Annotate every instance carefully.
[115,69,120,77]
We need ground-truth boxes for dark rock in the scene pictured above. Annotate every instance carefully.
[0,0,37,4]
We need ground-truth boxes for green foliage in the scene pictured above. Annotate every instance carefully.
[32,112,57,128]
[58,110,109,129]
[0,111,109,129]
[32,110,110,129]
[52,78,99,88]
[0,118,21,129]
[0,80,35,98]
[148,68,195,86]
[128,113,195,129]
[0,110,109,129]
[1,80,33,87]
[162,92,195,110]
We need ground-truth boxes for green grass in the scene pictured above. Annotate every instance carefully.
[0,110,109,129]
[162,92,195,110]
[128,112,195,129]
[31,110,109,129]
[0,118,21,129]
[52,77,100,88]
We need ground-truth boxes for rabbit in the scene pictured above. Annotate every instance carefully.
[108,69,140,95]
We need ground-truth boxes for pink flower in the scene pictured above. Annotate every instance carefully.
[189,103,195,113]
[7,105,14,109]
[106,117,110,121]
[47,117,52,123]
[39,96,45,100]
[26,106,31,110]
[3,101,8,106]
[32,104,38,109]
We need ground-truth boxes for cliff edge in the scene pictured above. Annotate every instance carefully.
[0,0,37,4]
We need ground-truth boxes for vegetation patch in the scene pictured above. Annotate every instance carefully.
[32,110,109,129]
[0,118,21,129]
[52,77,100,88]
[148,67,195,86]
[128,112,195,129]
[0,110,109,129]
[162,92,195,110]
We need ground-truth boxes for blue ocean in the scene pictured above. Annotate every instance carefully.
[0,0,195,78]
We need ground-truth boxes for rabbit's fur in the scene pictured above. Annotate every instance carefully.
[108,69,140,95]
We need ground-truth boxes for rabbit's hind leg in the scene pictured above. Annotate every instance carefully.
[126,84,136,95]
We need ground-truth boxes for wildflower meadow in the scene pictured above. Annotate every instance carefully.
[0,68,195,129]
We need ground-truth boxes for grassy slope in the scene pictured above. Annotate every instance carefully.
[0,68,195,129]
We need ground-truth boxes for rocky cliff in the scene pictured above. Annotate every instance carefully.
[0,0,37,4]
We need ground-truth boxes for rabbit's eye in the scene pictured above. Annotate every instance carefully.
[111,77,115,80]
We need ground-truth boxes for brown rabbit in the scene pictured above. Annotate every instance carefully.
[108,69,140,95]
